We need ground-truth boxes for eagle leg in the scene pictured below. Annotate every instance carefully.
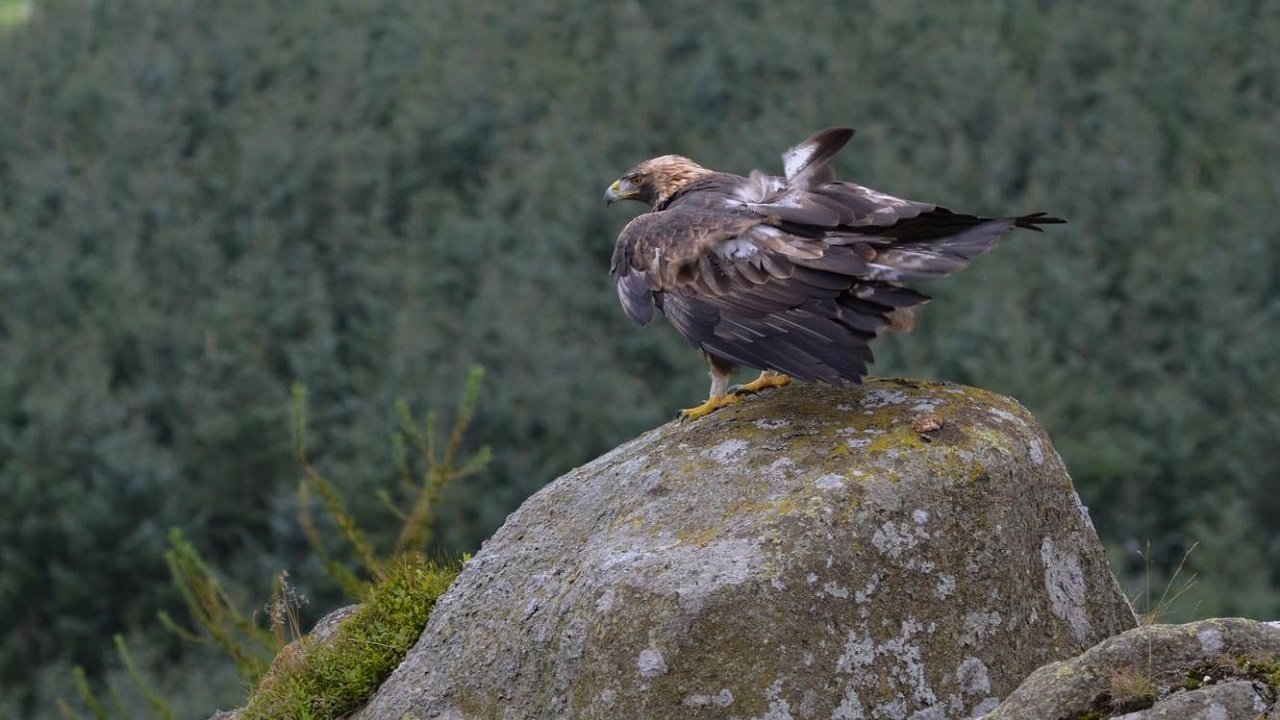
[679,352,740,422]
[730,370,792,396]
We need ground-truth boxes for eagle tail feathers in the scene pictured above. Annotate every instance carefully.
[1014,212,1067,231]
[866,214,1052,282]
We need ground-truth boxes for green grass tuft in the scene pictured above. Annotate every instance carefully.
[241,555,459,720]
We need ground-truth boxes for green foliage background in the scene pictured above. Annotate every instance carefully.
[0,0,1276,716]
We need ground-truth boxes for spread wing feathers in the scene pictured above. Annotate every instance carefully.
[609,133,1050,383]
[676,282,927,383]
[611,202,947,383]
[781,127,854,188]
[747,181,936,229]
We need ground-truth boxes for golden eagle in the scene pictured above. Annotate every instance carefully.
[604,127,1063,420]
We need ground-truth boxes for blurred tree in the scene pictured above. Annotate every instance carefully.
[0,0,1277,716]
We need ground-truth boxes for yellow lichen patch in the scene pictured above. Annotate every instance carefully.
[680,456,721,474]
[960,425,1019,457]
[759,496,801,519]
[609,511,648,532]
[676,524,722,548]
[921,445,989,484]
[720,495,803,525]
[800,495,828,519]
[864,425,927,454]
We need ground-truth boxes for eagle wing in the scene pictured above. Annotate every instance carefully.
[610,203,936,383]
[609,127,1043,383]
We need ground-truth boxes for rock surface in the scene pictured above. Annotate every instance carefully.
[1116,681,1271,719]
[354,379,1136,719]
[980,617,1280,720]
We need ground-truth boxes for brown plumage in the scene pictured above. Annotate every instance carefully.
[603,127,1064,420]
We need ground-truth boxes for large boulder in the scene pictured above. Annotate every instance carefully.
[355,379,1136,719]
[980,617,1280,719]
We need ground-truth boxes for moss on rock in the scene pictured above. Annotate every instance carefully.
[238,556,457,720]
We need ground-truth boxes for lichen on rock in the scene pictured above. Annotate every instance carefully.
[354,379,1136,719]
[979,617,1280,719]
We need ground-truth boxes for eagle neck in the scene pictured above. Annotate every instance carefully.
[654,173,719,211]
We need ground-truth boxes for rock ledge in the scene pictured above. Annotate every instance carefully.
[981,617,1280,719]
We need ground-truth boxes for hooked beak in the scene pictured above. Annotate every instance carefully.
[603,178,633,206]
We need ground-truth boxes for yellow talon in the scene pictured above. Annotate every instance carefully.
[678,394,740,422]
[730,371,792,395]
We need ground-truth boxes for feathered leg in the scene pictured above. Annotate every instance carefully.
[679,352,740,421]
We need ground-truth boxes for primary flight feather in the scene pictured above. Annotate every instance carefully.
[604,127,1063,421]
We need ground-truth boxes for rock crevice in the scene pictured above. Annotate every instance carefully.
[981,617,1280,719]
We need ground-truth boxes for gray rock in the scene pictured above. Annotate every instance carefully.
[1114,681,1273,719]
[307,603,360,642]
[354,379,1136,719]
[981,617,1280,719]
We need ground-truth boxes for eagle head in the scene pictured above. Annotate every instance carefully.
[604,155,711,209]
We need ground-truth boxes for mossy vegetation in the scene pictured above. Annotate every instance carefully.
[241,555,459,720]
[1105,666,1157,709]
[1183,655,1280,692]
[1069,652,1280,719]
